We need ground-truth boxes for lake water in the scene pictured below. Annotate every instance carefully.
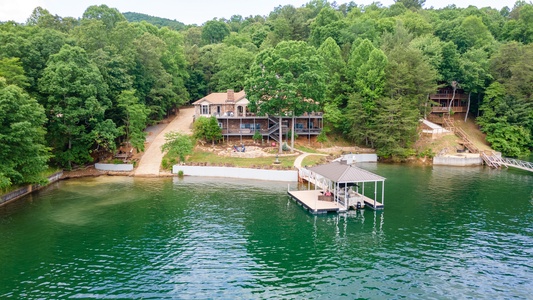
[0,164,532,299]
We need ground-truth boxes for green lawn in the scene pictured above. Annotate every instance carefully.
[164,150,297,169]
[301,155,328,167]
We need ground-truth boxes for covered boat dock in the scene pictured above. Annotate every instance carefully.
[289,161,386,214]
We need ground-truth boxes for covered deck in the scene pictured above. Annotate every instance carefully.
[291,161,386,214]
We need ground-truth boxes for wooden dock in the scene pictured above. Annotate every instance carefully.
[287,190,346,214]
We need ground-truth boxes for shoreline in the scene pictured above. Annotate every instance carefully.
[1,155,486,208]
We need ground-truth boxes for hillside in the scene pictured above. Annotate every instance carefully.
[122,12,185,30]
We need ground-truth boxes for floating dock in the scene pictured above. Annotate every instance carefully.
[291,161,386,214]
[288,190,346,214]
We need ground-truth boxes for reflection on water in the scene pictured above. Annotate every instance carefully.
[0,166,532,299]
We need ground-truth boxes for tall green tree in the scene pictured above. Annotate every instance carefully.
[247,40,326,153]
[0,58,29,88]
[117,90,149,152]
[318,37,347,133]
[202,19,230,44]
[0,79,50,188]
[38,44,114,168]
[211,46,254,91]
[346,39,388,146]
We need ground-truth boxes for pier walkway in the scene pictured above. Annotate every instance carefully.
[481,152,533,173]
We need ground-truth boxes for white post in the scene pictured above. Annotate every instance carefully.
[382,181,385,206]
[374,181,377,209]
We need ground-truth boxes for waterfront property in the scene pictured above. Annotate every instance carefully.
[192,89,323,143]
[427,86,469,125]
[290,161,386,214]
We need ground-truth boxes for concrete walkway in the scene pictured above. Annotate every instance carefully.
[293,152,328,169]
[134,107,195,177]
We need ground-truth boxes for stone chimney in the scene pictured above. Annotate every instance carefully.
[226,89,234,102]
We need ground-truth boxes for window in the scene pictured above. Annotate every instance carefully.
[201,104,209,115]
[296,123,304,129]
[240,124,261,129]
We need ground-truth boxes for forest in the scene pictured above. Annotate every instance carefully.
[0,0,532,188]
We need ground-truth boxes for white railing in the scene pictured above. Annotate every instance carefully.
[500,158,533,172]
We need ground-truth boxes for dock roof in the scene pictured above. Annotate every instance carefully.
[308,161,385,183]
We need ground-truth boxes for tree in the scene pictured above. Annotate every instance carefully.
[0,57,29,88]
[38,44,112,168]
[161,132,193,162]
[246,41,326,153]
[211,46,255,91]
[345,40,388,147]
[454,16,495,53]
[478,82,532,157]
[0,79,50,188]
[82,5,126,29]
[317,37,347,132]
[459,48,492,120]
[384,43,438,117]
[202,19,230,44]
[395,0,426,10]
[193,116,223,145]
[117,90,149,152]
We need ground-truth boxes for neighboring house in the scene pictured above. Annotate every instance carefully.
[427,86,469,124]
[192,89,323,143]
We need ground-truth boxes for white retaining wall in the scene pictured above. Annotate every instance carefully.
[335,153,378,164]
[95,163,134,172]
[433,155,482,166]
[172,165,298,182]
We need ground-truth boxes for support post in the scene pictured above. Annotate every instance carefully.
[381,181,385,206]
[374,182,377,210]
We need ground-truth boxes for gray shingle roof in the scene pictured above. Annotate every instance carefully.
[308,161,385,183]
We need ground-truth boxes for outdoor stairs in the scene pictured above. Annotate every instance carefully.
[444,116,479,154]
[267,116,280,142]
[443,116,532,172]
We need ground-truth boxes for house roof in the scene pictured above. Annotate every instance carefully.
[192,90,246,105]
[308,161,385,183]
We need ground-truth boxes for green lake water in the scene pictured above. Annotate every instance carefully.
[0,164,532,299]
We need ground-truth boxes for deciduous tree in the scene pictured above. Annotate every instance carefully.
[0,79,50,188]
[246,41,325,153]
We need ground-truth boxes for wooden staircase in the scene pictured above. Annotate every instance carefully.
[443,116,479,154]
[443,116,532,172]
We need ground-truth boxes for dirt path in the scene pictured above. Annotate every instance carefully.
[134,107,195,177]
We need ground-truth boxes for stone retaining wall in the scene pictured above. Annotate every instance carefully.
[173,165,298,182]
[1,171,63,206]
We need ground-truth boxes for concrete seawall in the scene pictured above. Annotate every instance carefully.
[172,165,298,182]
[95,163,134,172]
[433,155,482,166]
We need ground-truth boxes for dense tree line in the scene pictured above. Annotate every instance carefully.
[1,1,532,188]
[180,0,532,158]
[0,4,188,187]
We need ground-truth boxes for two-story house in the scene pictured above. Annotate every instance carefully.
[192,89,323,143]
